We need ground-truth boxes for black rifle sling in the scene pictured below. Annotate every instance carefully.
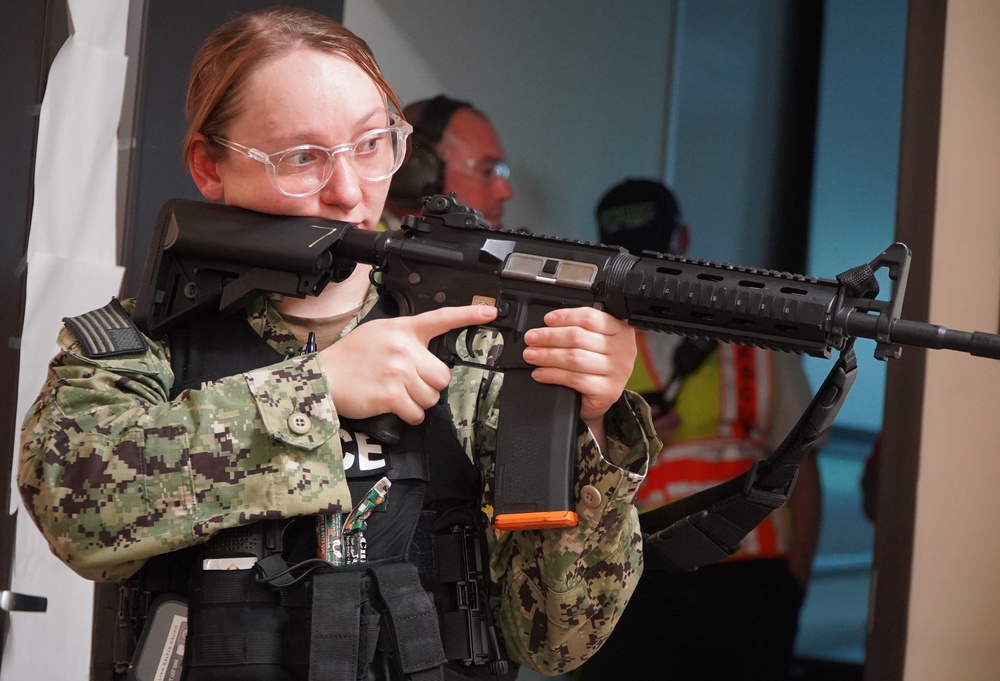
[640,342,858,572]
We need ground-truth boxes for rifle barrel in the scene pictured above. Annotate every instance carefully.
[889,318,1000,359]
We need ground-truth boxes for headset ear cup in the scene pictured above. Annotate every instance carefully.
[388,146,444,211]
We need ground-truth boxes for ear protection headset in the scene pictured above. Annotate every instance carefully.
[388,95,471,211]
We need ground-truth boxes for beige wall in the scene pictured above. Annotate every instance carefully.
[905,2,1000,678]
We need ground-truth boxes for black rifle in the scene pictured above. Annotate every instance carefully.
[134,195,1000,533]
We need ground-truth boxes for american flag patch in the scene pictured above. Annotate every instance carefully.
[63,298,147,358]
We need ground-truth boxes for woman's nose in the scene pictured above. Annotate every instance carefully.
[318,154,363,208]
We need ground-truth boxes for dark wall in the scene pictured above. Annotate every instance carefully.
[769,2,824,274]
[0,0,59,671]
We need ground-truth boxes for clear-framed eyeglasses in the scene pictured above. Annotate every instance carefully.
[211,117,413,198]
[450,157,511,183]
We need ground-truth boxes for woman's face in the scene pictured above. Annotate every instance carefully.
[205,48,392,230]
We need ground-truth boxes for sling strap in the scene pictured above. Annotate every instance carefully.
[640,260,883,572]
[655,337,716,413]
[641,342,857,572]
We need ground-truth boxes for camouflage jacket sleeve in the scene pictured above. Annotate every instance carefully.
[448,342,660,676]
[18,298,353,582]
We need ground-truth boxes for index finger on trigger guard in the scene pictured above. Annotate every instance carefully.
[414,304,497,343]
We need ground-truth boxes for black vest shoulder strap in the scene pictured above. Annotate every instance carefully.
[167,307,284,399]
[642,337,716,413]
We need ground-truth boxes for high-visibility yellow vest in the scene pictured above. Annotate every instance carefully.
[632,332,791,560]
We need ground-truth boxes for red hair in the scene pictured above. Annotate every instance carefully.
[183,6,403,163]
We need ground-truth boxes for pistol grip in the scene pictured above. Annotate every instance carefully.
[340,413,404,445]
[492,370,579,530]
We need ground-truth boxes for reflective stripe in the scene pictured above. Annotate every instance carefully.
[638,342,789,559]
[716,344,772,442]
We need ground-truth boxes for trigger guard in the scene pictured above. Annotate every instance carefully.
[434,328,465,363]
[461,324,503,365]
[433,326,496,366]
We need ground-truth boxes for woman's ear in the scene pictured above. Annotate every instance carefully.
[188,135,224,201]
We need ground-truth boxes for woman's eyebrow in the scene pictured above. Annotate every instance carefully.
[274,107,391,145]
[356,105,389,124]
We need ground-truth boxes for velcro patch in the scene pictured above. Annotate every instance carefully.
[64,298,148,358]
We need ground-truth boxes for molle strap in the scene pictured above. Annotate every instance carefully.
[63,297,147,358]
[309,571,363,681]
[369,562,446,680]
[198,569,277,605]
[188,631,285,669]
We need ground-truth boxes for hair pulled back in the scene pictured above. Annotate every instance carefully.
[183,6,403,161]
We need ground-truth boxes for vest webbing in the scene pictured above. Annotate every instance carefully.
[310,570,364,680]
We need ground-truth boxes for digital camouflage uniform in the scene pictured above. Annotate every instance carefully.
[19,285,659,676]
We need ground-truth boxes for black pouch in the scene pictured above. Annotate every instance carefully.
[183,521,297,681]
[184,533,385,681]
[305,569,383,681]
[183,566,294,681]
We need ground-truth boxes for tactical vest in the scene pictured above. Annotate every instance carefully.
[135,297,513,681]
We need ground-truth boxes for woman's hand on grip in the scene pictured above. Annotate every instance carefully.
[320,304,498,424]
[521,307,637,430]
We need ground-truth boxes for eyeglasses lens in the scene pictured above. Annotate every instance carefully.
[273,128,406,196]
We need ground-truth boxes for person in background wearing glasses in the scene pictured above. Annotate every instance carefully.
[384,94,513,230]
[18,7,657,681]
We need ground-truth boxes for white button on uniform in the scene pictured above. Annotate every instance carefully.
[287,412,312,434]
[580,485,603,509]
